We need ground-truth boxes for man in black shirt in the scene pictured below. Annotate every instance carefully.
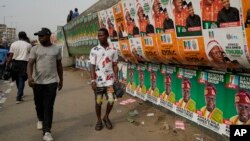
[217,0,239,26]
[186,2,201,28]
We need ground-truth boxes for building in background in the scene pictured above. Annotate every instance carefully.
[0,24,16,47]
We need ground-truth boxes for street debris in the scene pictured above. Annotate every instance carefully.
[119,98,136,105]
[175,120,185,130]
[146,113,155,117]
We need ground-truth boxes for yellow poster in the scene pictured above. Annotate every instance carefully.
[113,2,138,63]
[177,37,209,66]
[136,0,163,63]
[151,0,184,64]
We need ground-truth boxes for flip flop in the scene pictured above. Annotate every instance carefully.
[95,121,103,131]
[103,118,113,129]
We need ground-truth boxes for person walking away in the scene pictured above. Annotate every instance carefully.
[27,27,63,141]
[6,31,31,103]
[89,28,119,131]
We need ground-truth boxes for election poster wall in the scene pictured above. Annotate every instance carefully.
[147,63,162,105]
[136,0,162,63]
[135,63,149,100]
[196,70,225,135]
[160,65,178,112]
[152,0,183,64]
[175,68,198,122]
[202,0,250,69]
[113,2,138,63]
[126,63,138,96]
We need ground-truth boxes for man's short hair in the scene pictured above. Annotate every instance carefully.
[98,28,109,37]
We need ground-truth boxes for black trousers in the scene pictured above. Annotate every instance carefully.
[33,83,58,134]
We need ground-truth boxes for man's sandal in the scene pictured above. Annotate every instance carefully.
[103,118,113,129]
[95,121,103,131]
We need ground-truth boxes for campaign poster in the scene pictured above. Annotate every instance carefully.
[126,63,138,96]
[106,8,119,41]
[160,64,177,112]
[129,37,149,62]
[151,0,183,64]
[177,37,209,66]
[175,68,197,122]
[196,70,225,134]
[122,0,149,62]
[122,0,141,38]
[136,0,162,63]
[203,28,250,69]
[146,63,162,105]
[201,0,240,29]
[113,3,138,63]
[118,62,128,84]
[223,73,250,136]
[172,0,203,37]
[242,0,250,65]
[135,63,149,101]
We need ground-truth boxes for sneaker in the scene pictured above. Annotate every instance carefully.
[43,132,53,141]
[37,121,43,130]
[16,101,21,104]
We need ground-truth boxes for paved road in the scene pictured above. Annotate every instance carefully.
[0,68,229,141]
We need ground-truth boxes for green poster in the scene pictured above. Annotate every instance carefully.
[135,63,148,101]
[223,73,239,136]
[196,70,225,134]
[175,68,197,121]
[223,73,250,136]
[146,63,162,105]
[159,65,178,112]
[126,63,138,96]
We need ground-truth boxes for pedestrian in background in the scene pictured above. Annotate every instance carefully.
[27,27,63,141]
[67,10,73,23]
[72,8,79,19]
[6,31,31,104]
[89,28,118,131]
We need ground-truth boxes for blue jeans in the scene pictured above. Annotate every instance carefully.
[16,73,26,101]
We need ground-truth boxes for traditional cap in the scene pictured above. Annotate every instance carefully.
[205,84,216,97]
[165,75,171,84]
[151,72,156,81]
[182,79,191,89]
[235,90,250,105]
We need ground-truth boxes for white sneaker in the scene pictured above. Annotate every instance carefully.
[37,121,43,130]
[43,132,53,141]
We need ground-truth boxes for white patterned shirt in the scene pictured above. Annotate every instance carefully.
[89,44,118,87]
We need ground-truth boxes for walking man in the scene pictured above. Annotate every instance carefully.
[6,31,31,103]
[89,28,118,131]
[27,27,63,141]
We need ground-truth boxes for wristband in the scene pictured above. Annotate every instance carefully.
[91,80,96,83]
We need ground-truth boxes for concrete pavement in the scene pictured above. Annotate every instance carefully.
[0,68,228,141]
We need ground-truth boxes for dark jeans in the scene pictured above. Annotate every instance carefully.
[16,73,26,101]
[33,83,58,134]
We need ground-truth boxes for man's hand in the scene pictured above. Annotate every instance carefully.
[28,78,35,87]
[58,80,63,91]
[91,81,97,92]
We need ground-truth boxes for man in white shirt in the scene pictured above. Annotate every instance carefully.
[6,31,32,103]
[89,28,118,131]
